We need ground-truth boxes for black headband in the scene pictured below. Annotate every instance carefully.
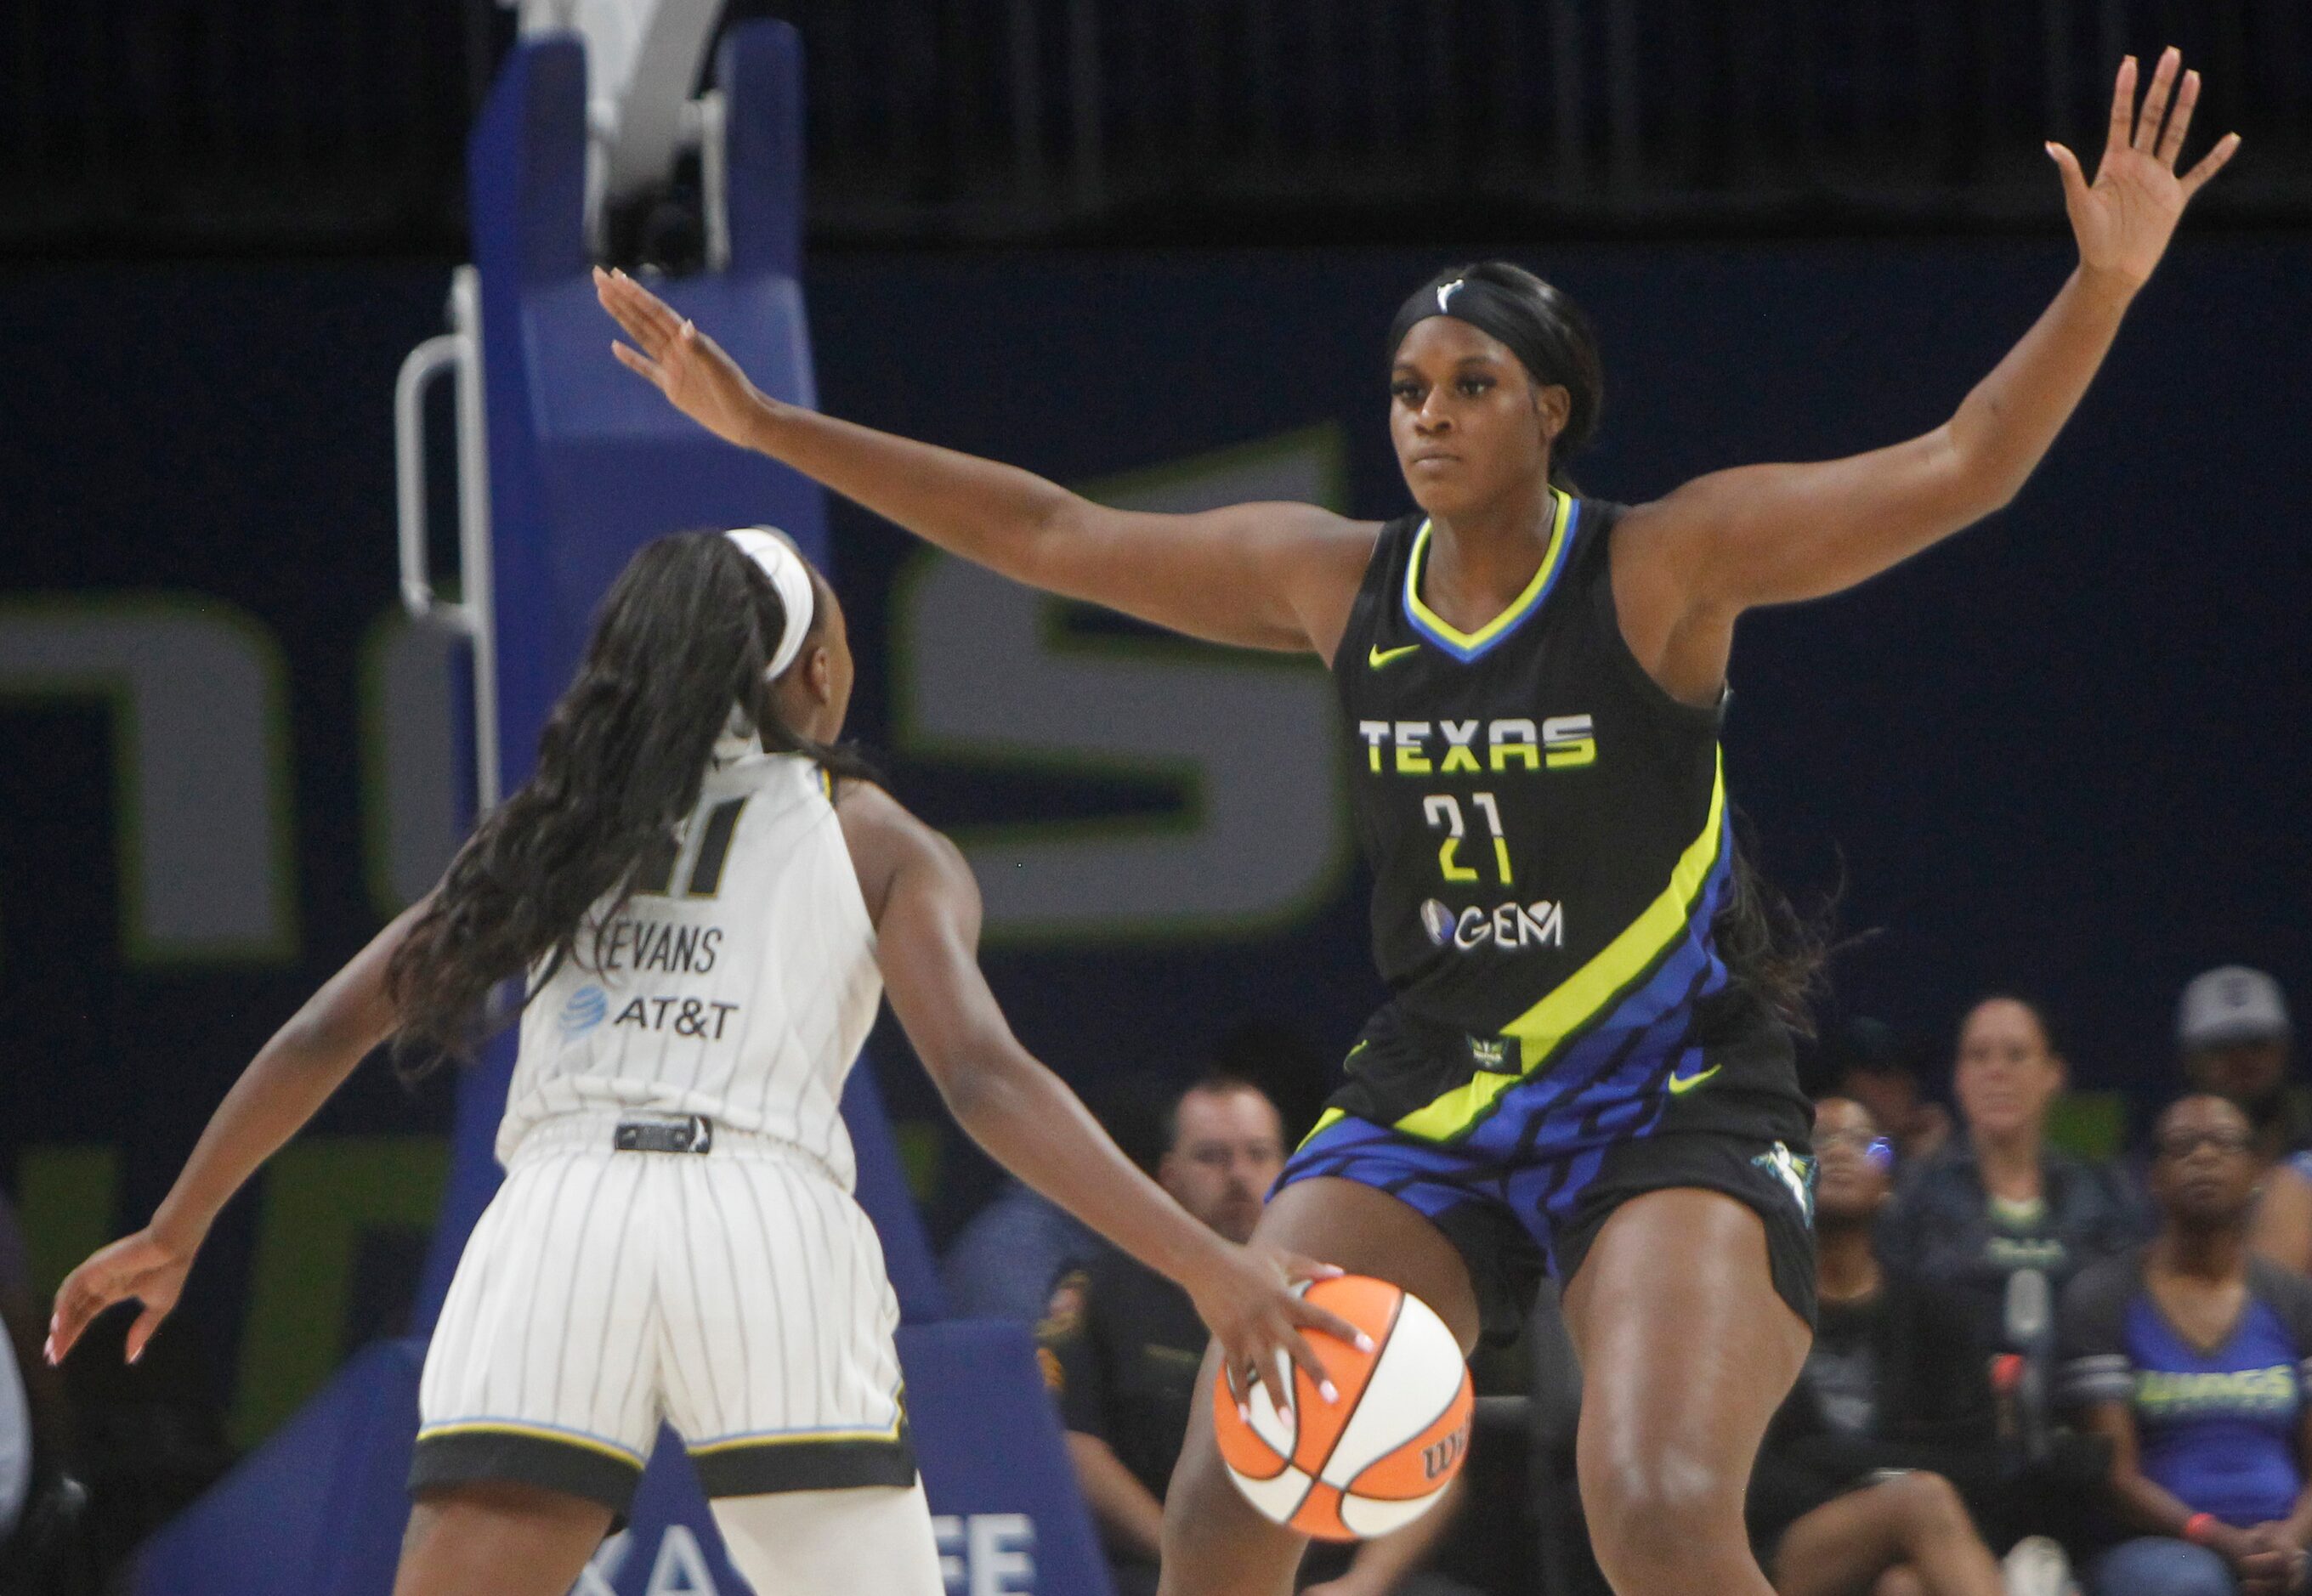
[1386,274,1567,394]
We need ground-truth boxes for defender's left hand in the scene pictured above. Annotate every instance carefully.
[2047,47,2240,292]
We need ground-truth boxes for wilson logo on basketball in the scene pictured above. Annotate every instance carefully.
[1420,1422,1470,1481]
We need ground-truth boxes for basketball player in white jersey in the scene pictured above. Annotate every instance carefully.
[46,529,1360,1596]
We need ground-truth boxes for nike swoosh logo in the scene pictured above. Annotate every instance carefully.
[1667,1063,1722,1096]
[1368,642,1420,670]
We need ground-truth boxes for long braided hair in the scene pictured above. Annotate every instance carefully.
[385,531,870,1077]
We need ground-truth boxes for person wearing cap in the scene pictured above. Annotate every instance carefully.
[2179,967,2309,1276]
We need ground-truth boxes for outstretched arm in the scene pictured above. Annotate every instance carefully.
[1615,49,2238,701]
[47,899,424,1365]
[842,784,1365,1407]
[596,268,1378,661]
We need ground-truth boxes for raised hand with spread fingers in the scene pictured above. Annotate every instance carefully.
[2046,47,2241,293]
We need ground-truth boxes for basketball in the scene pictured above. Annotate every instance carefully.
[1211,1275,1474,1542]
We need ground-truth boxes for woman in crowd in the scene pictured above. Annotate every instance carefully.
[1879,997,2142,1353]
[1749,1097,2012,1596]
[2061,1095,2312,1595]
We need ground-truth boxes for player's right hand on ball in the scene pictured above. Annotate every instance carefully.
[1188,1241,1373,1420]
[48,1227,196,1367]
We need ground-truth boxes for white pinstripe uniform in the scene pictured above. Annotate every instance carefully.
[412,739,921,1522]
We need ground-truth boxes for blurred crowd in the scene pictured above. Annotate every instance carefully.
[942,965,2309,1596]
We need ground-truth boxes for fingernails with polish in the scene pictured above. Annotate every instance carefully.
[1319,1380,1340,1404]
[1355,1333,1377,1353]
[128,1344,143,1366]
[1238,1402,1251,1424]
[42,1337,55,1366]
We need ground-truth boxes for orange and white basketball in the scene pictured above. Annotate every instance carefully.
[1210,1275,1473,1542]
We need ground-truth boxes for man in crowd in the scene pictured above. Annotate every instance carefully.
[2172,967,2312,1276]
[1039,1075,1463,1596]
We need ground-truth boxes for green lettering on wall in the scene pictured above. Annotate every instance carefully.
[230,1135,448,1447]
[16,1144,121,1296]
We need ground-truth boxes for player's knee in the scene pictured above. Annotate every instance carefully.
[1583,1449,1747,1583]
[1876,1469,1972,1543]
[1872,1565,1927,1596]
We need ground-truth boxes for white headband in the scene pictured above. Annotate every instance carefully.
[724,527,818,680]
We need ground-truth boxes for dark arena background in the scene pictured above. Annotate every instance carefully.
[1,3,2308,1593]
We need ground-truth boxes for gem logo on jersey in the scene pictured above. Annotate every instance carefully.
[559,984,609,1038]
[1420,898,1566,952]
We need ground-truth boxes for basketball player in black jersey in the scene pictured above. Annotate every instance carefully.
[600,50,2234,1596]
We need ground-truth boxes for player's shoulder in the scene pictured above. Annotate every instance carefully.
[832,779,972,923]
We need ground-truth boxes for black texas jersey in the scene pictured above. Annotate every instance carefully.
[1327,492,1791,1136]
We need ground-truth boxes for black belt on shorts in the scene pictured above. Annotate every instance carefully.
[612,1114,714,1155]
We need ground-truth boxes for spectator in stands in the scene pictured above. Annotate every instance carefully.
[2174,968,2311,1276]
[1880,996,2143,1354]
[942,1078,1166,1321]
[1040,1076,1465,1596]
[1747,1096,2017,1596]
[2060,1093,2312,1596]
[1829,1016,1952,1174]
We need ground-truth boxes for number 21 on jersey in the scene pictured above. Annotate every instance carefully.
[1423,792,1513,886]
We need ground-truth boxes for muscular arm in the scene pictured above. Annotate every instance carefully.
[838,784,1356,1392]
[597,269,1378,659]
[850,791,1234,1283]
[49,898,426,1361]
[1611,50,2237,705]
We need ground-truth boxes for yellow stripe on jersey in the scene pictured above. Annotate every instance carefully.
[1392,751,1729,1143]
[1402,487,1572,654]
[1299,1106,1347,1152]
[687,1415,906,1456]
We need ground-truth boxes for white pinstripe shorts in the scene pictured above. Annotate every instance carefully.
[409,1112,913,1514]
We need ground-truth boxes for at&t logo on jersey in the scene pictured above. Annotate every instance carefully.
[1420,897,1566,952]
[559,984,609,1037]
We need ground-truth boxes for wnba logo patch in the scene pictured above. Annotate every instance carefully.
[1420,900,1455,946]
[559,984,609,1037]
[1751,1142,1816,1226]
